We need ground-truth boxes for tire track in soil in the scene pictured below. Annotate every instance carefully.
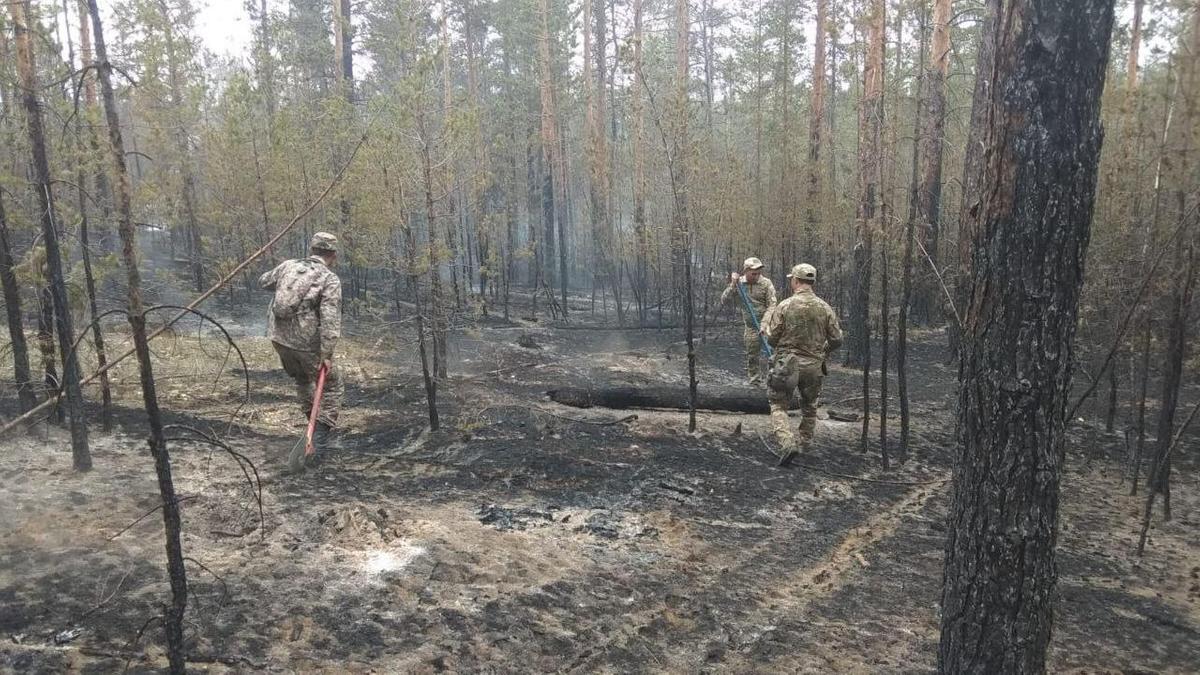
[752,478,946,616]
[561,472,948,672]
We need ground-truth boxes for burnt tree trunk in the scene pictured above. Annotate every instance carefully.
[898,1,929,460]
[1149,241,1196,520]
[1145,2,1200,522]
[672,0,696,431]
[0,192,36,412]
[949,4,998,360]
[87,1,187,671]
[938,1,1115,672]
[913,0,951,325]
[13,0,91,469]
[549,386,799,414]
[66,3,113,430]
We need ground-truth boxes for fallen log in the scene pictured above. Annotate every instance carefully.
[547,385,797,414]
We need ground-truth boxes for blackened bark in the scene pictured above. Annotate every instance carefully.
[13,0,90,469]
[913,0,951,325]
[549,386,799,414]
[0,193,36,412]
[1129,319,1151,495]
[939,1,1115,672]
[949,5,997,359]
[87,2,187,670]
[1149,241,1196,520]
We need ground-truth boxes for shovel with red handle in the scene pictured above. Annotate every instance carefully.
[304,363,330,457]
[288,362,329,472]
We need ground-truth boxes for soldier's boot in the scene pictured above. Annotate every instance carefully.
[305,422,336,470]
[777,443,800,467]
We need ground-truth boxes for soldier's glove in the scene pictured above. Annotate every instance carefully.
[821,360,828,376]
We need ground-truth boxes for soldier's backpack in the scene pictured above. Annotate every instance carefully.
[272,259,326,320]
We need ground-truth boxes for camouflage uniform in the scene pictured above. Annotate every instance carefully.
[259,237,343,427]
[720,275,777,385]
[763,280,842,451]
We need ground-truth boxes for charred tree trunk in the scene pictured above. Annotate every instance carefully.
[898,0,929,461]
[1130,318,1151,494]
[37,281,59,422]
[913,0,951,325]
[87,1,187,671]
[66,0,112,430]
[0,192,36,412]
[806,0,827,267]
[939,1,1115,671]
[549,386,799,414]
[13,0,90,469]
[1149,240,1195,520]
[852,0,885,451]
[158,5,204,293]
[949,5,997,360]
[537,0,560,316]
[673,0,696,431]
[632,0,648,326]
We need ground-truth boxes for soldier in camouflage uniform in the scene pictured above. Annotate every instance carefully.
[260,232,343,466]
[763,263,843,466]
[719,257,777,386]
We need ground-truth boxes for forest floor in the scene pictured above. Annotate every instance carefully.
[0,296,1198,673]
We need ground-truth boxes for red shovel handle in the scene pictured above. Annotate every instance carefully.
[304,363,329,457]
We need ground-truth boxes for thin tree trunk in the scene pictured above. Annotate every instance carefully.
[939,1,1115,671]
[853,0,885,450]
[86,1,186,670]
[157,2,204,293]
[632,0,648,325]
[13,0,90,469]
[0,192,36,412]
[899,0,928,461]
[913,0,951,325]
[1130,318,1151,495]
[65,0,112,430]
[537,0,559,315]
[673,0,696,431]
[806,0,827,266]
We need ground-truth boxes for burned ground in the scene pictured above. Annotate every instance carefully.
[0,307,1197,673]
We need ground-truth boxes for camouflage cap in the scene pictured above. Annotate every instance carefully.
[310,232,338,253]
[743,257,765,270]
[787,263,817,282]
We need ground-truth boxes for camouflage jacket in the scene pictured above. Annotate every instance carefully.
[259,256,342,356]
[720,276,778,328]
[763,288,843,361]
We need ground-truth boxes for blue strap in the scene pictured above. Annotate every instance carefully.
[736,281,774,358]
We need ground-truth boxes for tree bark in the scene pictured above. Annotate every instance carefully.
[1146,1,1200,522]
[0,191,36,412]
[12,0,91,470]
[157,2,204,293]
[949,4,997,359]
[673,0,696,431]
[537,0,560,316]
[86,1,187,670]
[66,0,112,430]
[852,0,885,451]
[632,0,648,325]
[806,0,827,269]
[913,0,951,326]
[549,386,799,414]
[939,1,1115,671]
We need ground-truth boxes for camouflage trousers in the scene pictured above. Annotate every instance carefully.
[272,342,342,427]
[766,352,824,451]
[743,326,768,385]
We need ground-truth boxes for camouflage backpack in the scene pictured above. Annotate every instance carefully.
[272,259,326,320]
